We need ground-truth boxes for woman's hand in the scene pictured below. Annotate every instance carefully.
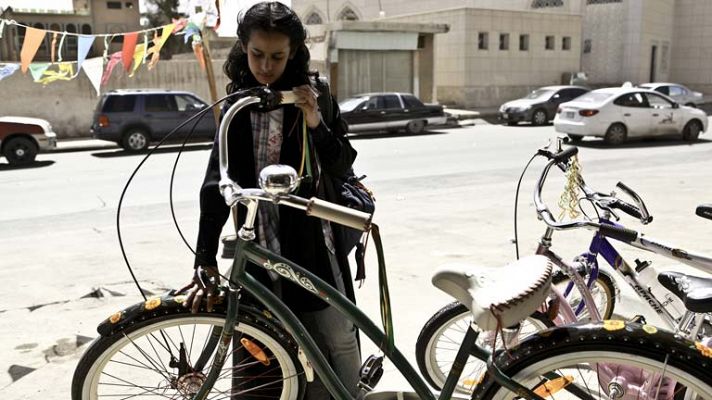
[177,265,220,313]
[293,84,321,129]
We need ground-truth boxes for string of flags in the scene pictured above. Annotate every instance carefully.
[0,2,218,95]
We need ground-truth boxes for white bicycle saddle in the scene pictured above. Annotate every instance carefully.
[431,255,553,331]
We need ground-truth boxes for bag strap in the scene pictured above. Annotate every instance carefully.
[370,224,393,352]
[313,73,335,127]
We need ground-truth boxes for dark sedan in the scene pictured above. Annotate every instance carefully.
[338,92,447,134]
[499,85,589,126]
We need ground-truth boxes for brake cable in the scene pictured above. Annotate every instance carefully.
[116,90,252,299]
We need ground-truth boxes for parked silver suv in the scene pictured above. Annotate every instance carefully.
[91,89,216,151]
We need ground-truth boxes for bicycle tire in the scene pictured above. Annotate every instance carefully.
[473,321,712,399]
[72,307,305,400]
[415,301,553,394]
[552,268,616,320]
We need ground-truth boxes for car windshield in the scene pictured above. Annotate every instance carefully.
[525,89,554,100]
[339,96,368,112]
[572,92,613,103]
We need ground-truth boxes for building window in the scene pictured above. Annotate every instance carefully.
[583,39,592,53]
[545,35,555,50]
[562,36,571,50]
[587,0,622,4]
[107,1,122,9]
[519,34,529,51]
[305,12,323,25]
[499,33,509,50]
[478,32,488,50]
[337,7,358,21]
[532,0,564,7]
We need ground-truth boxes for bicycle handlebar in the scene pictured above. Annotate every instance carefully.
[216,88,372,233]
[533,142,640,243]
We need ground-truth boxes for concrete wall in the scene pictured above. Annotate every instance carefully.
[670,0,712,89]
[0,58,229,138]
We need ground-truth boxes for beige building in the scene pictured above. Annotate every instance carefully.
[0,0,141,62]
[294,0,585,107]
[295,0,712,107]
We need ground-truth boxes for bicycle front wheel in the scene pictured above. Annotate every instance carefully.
[415,302,552,395]
[552,268,616,320]
[72,312,305,400]
[474,321,712,399]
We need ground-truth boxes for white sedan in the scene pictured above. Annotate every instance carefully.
[554,87,708,145]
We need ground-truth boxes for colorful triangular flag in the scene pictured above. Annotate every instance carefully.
[20,27,46,73]
[82,57,104,95]
[0,63,20,81]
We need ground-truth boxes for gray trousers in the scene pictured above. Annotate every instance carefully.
[297,305,362,400]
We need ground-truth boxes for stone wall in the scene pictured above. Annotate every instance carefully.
[0,58,229,138]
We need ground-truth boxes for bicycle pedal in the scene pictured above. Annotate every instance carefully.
[629,315,646,324]
[357,354,384,392]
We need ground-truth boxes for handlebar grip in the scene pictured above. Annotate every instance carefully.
[306,197,372,231]
[599,223,638,243]
[553,146,579,162]
[612,199,643,220]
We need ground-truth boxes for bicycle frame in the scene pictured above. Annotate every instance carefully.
[189,228,551,400]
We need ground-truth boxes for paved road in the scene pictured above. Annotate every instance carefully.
[1,121,712,398]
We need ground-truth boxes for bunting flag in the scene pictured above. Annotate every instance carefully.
[193,41,206,70]
[75,35,95,76]
[147,23,175,70]
[0,63,20,80]
[130,43,146,77]
[83,57,104,95]
[36,63,74,85]
[28,63,50,81]
[0,18,196,94]
[20,27,46,73]
[122,32,138,72]
[101,52,122,86]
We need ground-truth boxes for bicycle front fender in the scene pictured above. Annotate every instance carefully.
[96,291,281,338]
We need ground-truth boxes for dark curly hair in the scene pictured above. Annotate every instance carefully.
[223,1,311,94]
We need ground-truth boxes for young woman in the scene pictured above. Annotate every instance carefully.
[178,2,361,399]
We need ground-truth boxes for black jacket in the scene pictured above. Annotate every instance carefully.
[194,94,357,311]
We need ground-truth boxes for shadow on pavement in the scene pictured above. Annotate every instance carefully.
[572,137,712,149]
[0,160,55,170]
[347,129,449,140]
[91,143,213,158]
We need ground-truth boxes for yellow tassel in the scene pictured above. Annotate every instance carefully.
[558,154,582,220]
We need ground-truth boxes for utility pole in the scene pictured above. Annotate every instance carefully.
[201,28,220,125]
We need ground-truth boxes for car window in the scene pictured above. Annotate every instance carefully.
[654,86,670,95]
[669,85,687,96]
[175,95,205,112]
[145,94,177,112]
[102,95,137,113]
[382,95,402,109]
[613,92,648,108]
[572,92,612,103]
[364,97,380,110]
[402,94,424,108]
[558,89,586,101]
[525,89,554,100]
[339,96,368,112]
[646,93,674,108]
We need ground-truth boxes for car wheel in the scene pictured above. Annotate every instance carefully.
[682,120,702,142]
[122,129,149,151]
[567,134,583,142]
[531,109,548,126]
[604,123,627,145]
[506,121,518,126]
[406,120,425,134]
[2,136,38,165]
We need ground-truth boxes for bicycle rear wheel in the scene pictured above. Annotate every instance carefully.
[552,268,616,320]
[415,302,552,395]
[72,311,305,400]
[474,321,712,399]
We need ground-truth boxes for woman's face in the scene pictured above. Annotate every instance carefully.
[242,30,292,86]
